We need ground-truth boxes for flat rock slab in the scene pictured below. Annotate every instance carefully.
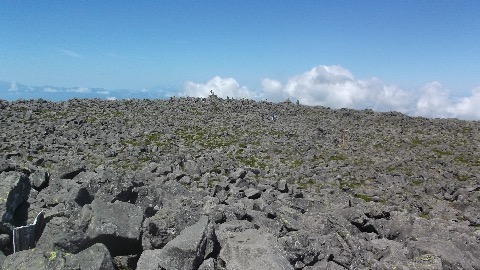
[408,238,480,270]
[65,243,114,270]
[218,229,293,270]
[85,199,143,256]
[54,159,86,179]
[2,243,114,270]
[137,216,214,270]
[244,187,262,199]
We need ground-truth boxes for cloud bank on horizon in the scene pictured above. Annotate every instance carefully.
[2,65,480,121]
[182,65,480,121]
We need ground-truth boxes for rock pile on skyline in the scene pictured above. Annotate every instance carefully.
[0,96,479,269]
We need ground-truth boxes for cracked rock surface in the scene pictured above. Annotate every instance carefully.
[0,97,479,269]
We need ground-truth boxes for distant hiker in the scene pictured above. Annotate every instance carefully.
[271,111,277,121]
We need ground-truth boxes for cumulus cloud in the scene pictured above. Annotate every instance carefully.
[450,88,480,120]
[413,84,480,120]
[414,81,451,118]
[261,65,412,110]
[182,76,259,99]
[261,78,285,100]
[259,65,480,120]
[181,66,479,120]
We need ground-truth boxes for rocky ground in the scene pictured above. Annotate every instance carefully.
[0,96,479,270]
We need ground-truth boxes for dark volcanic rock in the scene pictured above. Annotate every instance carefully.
[65,243,115,270]
[2,243,114,270]
[29,168,49,191]
[137,216,216,270]
[0,171,31,226]
[1,98,480,269]
[36,199,143,257]
[83,199,143,256]
[217,229,293,270]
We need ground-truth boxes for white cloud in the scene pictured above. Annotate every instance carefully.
[61,49,84,58]
[280,65,364,108]
[261,65,411,110]
[261,78,284,100]
[413,84,480,120]
[8,82,18,92]
[95,90,110,95]
[68,87,91,93]
[259,65,480,120]
[450,88,480,120]
[180,66,479,120]
[182,76,259,99]
[43,87,59,93]
[414,81,451,118]
[106,96,117,101]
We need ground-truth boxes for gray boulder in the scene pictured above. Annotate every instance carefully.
[2,243,114,270]
[229,168,247,182]
[36,216,89,254]
[37,197,142,255]
[0,171,31,225]
[141,193,203,250]
[408,238,480,270]
[29,168,49,191]
[1,249,48,270]
[83,199,143,256]
[54,159,85,179]
[198,258,216,270]
[304,260,347,270]
[244,187,262,199]
[65,243,114,270]
[137,216,216,270]
[217,229,293,270]
[277,180,288,193]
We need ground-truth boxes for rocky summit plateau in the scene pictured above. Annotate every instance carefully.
[0,96,479,270]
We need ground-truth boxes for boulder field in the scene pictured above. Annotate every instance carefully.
[0,96,479,269]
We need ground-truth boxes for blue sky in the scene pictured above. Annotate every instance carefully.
[1,1,480,119]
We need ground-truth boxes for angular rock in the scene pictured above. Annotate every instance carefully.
[36,216,89,254]
[2,243,114,270]
[198,257,216,270]
[408,238,480,270]
[38,189,136,253]
[30,169,49,191]
[35,177,80,210]
[0,160,16,174]
[141,196,203,250]
[0,234,10,250]
[137,216,216,270]
[1,249,48,270]
[66,186,94,207]
[84,199,143,256]
[55,159,86,179]
[218,229,293,270]
[65,243,115,270]
[229,168,247,182]
[304,260,346,270]
[244,187,262,199]
[277,180,288,193]
[0,171,31,225]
